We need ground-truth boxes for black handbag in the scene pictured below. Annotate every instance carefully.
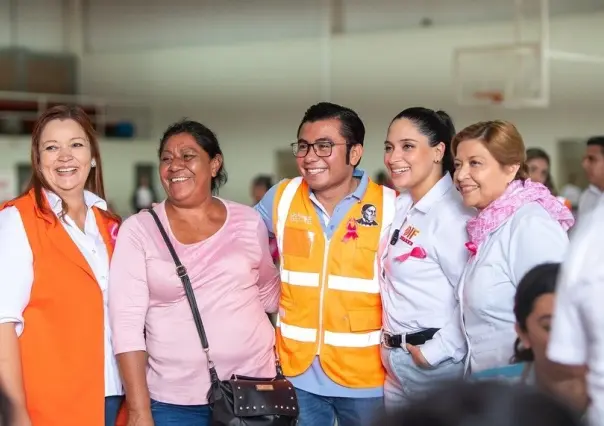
[148,209,299,426]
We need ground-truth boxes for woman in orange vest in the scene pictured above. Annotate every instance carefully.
[526,148,573,211]
[0,105,123,426]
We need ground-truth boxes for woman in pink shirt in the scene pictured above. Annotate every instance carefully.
[108,120,280,426]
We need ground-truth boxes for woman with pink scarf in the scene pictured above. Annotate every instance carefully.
[452,120,575,375]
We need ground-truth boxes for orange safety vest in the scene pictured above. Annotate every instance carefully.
[0,190,123,426]
[272,177,396,388]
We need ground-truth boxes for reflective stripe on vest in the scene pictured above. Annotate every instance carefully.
[276,314,383,347]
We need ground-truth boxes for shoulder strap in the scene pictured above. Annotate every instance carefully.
[147,208,220,382]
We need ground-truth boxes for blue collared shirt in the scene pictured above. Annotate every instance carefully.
[254,169,383,398]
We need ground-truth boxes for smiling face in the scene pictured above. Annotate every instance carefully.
[384,118,444,192]
[295,118,362,192]
[453,138,519,209]
[159,132,222,206]
[38,118,93,196]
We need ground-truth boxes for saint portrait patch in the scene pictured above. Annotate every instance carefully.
[356,204,378,227]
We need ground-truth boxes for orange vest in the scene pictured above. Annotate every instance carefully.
[0,190,121,426]
[272,177,396,388]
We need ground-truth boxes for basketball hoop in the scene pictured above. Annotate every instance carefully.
[453,41,547,109]
[472,90,505,105]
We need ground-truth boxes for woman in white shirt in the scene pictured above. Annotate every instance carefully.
[380,107,475,407]
[452,120,574,375]
[0,105,123,426]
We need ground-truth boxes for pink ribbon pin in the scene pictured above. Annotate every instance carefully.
[394,246,427,262]
[342,218,359,242]
[465,241,477,256]
[108,223,119,247]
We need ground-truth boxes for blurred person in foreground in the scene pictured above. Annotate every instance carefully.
[109,120,280,426]
[373,380,582,426]
[548,200,604,425]
[0,105,123,426]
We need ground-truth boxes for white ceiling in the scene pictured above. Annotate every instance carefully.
[342,0,604,33]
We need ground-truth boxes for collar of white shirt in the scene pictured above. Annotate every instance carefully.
[397,173,454,214]
[43,189,108,215]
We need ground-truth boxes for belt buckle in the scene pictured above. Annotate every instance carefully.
[381,331,391,348]
[381,331,405,349]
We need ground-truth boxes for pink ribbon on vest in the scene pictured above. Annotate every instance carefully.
[342,218,359,242]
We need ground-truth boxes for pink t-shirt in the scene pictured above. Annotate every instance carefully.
[108,200,280,405]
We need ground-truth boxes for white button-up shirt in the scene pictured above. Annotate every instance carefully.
[578,184,603,222]
[380,174,475,366]
[0,190,123,397]
[548,202,604,426]
[460,202,569,374]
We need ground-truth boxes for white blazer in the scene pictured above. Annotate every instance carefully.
[460,202,568,373]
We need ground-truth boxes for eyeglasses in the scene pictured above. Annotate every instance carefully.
[290,141,348,158]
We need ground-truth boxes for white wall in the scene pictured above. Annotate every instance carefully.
[76,13,604,205]
[0,0,65,52]
[1,104,596,214]
[1,5,602,210]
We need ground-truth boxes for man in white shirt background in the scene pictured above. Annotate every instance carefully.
[577,136,604,221]
[130,173,158,213]
[548,201,604,425]
[560,173,582,210]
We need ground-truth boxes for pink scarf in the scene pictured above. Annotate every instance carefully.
[466,179,574,252]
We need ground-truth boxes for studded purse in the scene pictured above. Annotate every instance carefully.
[149,209,299,426]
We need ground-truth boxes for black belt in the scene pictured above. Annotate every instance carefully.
[382,328,440,348]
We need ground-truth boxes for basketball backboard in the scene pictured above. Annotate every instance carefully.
[453,42,548,109]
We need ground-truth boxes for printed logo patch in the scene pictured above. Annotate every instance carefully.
[400,225,420,245]
[356,204,378,227]
[289,213,312,225]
